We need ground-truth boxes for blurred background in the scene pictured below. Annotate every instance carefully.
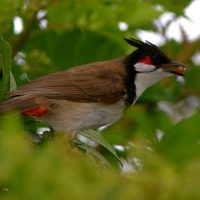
[1,0,200,199]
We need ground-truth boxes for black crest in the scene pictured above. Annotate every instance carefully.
[124,37,158,51]
[124,37,171,65]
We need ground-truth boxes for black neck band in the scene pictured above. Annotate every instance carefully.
[124,54,137,105]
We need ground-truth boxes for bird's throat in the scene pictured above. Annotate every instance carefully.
[134,71,170,101]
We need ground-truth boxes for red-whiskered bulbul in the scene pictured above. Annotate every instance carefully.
[0,38,187,134]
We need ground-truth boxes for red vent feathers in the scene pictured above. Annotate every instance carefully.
[23,106,48,116]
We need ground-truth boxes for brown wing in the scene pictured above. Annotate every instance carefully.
[7,58,127,108]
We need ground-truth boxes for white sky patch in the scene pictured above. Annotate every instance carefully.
[136,30,166,45]
[39,19,48,29]
[118,21,128,31]
[176,75,185,84]
[165,19,183,42]
[166,0,200,41]
[155,12,175,29]
[14,52,26,65]
[192,52,200,65]
[185,0,200,25]
[36,9,47,19]
[153,4,164,11]
[137,0,200,44]
[156,129,164,141]
[13,16,23,34]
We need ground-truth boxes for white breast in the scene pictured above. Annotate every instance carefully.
[39,99,126,132]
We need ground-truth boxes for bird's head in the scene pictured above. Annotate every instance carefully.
[125,38,187,100]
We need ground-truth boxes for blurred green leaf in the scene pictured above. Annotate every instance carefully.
[148,0,191,15]
[140,77,185,103]
[185,66,200,96]
[0,33,12,99]
[14,29,126,82]
[104,105,173,145]
[1,115,200,199]
[47,0,161,33]
[159,111,200,164]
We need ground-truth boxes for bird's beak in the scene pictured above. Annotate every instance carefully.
[159,61,188,76]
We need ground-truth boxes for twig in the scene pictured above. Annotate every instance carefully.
[176,40,199,63]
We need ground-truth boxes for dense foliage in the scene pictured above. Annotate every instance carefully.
[0,0,200,199]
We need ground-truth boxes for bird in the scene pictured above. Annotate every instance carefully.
[0,38,187,135]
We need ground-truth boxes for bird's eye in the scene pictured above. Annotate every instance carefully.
[152,56,160,65]
[138,56,153,65]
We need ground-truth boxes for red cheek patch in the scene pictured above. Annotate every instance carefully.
[23,106,48,117]
[138,56,152,65]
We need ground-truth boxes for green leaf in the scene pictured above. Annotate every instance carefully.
[159,111,200,165]
[0,33,12,99]
[79,130,121,164]
[9,71,17,92]
[75,139,111,168]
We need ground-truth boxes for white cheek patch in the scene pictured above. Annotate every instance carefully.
[134,63,156,72]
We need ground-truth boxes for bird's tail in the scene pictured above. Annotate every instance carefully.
[0,95,48,116]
